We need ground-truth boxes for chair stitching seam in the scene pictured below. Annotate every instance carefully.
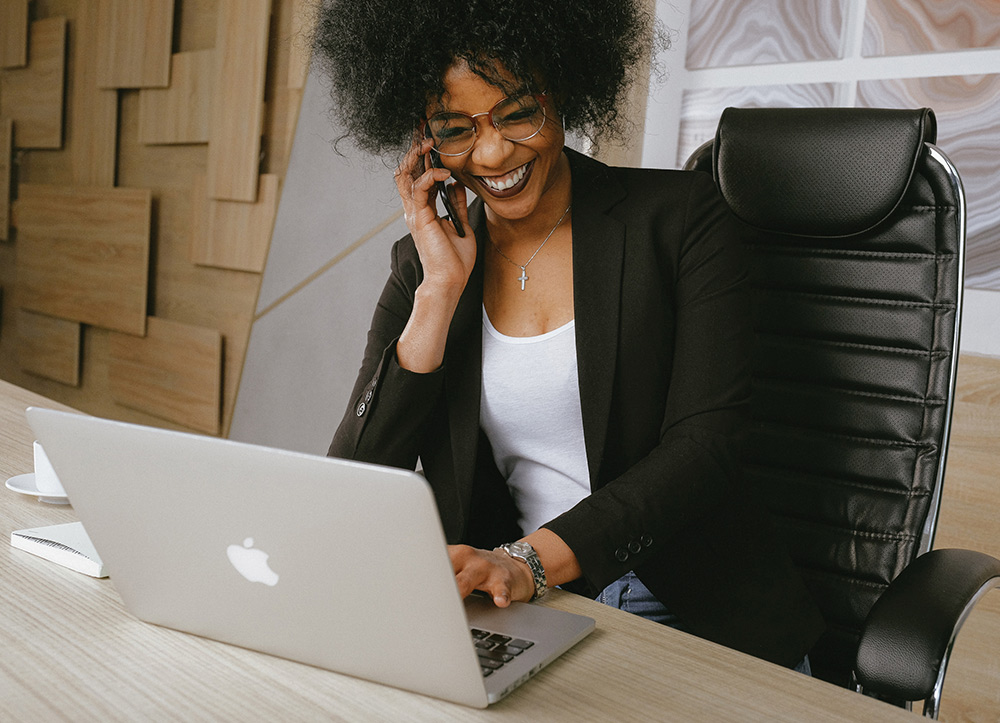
[755,378,945,404]
[757,288,955,309]
[754,422,938,450]
[749,245,957,260]
[758,334,950,357]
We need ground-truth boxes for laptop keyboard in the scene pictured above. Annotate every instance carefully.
[471,628,535,677]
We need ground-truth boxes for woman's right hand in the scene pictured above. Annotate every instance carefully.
[394,137,477,296]
[392,136,477,373]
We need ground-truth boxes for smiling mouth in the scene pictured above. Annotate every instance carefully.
[476,161,533,198]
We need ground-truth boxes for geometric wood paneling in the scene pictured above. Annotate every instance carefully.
[0,0,29,68]
[686,0,846,69]
[13,184,151,336]
[864,0,1000,57]
[17,310,81,387]
[109,316,222,434]
[0,0,304,441]
[206,0,272,202]
[1,118,11,241]
[139,50,214,145]
[0,17,67,149]
[71,0,119,187]
[95,0,174,88]
[191,173,279,272]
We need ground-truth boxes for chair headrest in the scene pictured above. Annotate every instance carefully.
[713,107,937,238]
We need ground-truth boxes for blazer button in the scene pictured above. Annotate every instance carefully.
[364,388,373,402]
[641,535,654,547]
[356,402,366,417]
[628,540,642,554]
[615,547,629,562]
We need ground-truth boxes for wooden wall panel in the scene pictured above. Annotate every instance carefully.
[17,310,81,387]
[206,0,272,202]
[0,0,302,440]
[70,0,119,187]
[935,353,1000,719]
[95,0,174,88]
[139,50,214,145]
[109,316,222,434]
[0,17,67,149]
[0,0,29,68]
[14,184,151,336]
[191,173,278,272]
[1,118,11,241]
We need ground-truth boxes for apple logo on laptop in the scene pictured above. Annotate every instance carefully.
[227,537,279,586]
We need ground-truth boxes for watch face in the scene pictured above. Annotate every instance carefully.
[507,541,533,557]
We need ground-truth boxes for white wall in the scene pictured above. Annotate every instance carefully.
[230,70,407,454]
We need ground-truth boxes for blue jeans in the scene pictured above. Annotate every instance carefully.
[597,571,812,676]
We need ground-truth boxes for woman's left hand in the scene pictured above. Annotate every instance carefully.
[448,545,535,607]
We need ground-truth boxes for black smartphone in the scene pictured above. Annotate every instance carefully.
[431,154,466,237]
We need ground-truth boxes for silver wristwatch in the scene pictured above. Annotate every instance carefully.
[499,541,547,601]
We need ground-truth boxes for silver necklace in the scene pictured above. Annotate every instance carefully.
[490,205,572,291]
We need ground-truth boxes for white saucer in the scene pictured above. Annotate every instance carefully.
[5,473,69,504]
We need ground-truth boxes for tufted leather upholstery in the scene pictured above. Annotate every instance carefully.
[685,107,968,700]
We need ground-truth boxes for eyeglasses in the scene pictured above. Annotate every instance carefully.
[424,93,547,156]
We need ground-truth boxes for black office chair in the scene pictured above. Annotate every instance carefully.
[684,107,1000,717]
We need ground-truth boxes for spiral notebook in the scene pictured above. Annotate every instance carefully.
[11,521,106,578]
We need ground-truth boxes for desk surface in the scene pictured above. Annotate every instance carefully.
[0,379,915,721]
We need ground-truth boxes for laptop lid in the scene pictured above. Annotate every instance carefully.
[26,408,594,708]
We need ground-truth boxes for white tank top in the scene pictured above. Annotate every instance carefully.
[480,307,590,535]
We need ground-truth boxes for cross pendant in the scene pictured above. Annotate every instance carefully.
[517,267,528,291]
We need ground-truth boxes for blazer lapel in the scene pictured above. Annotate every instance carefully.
[566,149,627,488]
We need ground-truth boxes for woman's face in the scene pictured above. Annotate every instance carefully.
[427,61,570,224]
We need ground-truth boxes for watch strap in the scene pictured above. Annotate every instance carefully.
[499,542,547,601]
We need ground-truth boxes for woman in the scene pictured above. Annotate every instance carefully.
[317,0,824,669]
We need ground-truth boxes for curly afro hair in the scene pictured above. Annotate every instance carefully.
[311,0,659,156]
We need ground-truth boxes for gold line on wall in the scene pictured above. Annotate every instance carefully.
[17,310,81,387]
[139,50,214,145]
[207,0,273,202]
[95,0,174,89]
[71,0,119,187]
[190,173,279,273]
[0,0,29,69]
[109,316,223,435]
[253,209,404,322]
[13,184,151,337]
[0,17,67,149]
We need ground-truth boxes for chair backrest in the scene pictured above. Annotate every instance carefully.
[684,107,965,687]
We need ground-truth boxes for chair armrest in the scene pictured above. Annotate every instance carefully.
[854,548,1000,709]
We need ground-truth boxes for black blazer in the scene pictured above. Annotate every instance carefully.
[331,148,825,667]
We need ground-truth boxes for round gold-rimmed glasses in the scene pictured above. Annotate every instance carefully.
[424,93,548,156]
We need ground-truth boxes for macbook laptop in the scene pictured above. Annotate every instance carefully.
[26,407,594,708]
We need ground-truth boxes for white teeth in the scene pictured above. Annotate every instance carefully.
[483,163,527,191]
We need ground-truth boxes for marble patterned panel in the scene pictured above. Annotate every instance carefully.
[857,75,1000,290]
[687,0,846,69]
[676,83,840,167]
[864,0,1000,57]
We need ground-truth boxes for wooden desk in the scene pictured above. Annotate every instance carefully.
[0,379,915,720]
